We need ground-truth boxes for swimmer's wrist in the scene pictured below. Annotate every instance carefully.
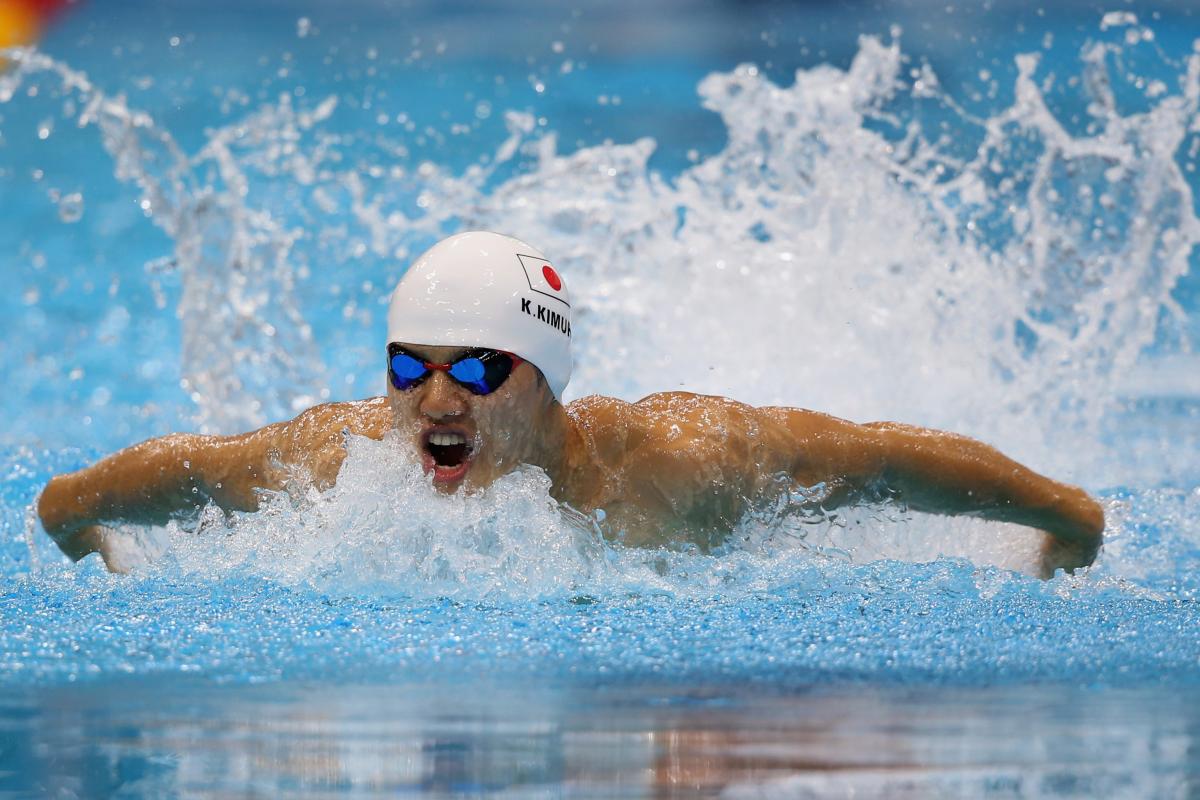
[1048,488,1105,543]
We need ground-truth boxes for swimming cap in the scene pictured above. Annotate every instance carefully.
[386,231,572,400]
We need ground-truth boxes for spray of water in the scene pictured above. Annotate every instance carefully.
[3,18,1198,594]
[1,48,326,431]
[150,433,605,597]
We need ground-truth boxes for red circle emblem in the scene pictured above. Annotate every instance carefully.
[542,264,562,291]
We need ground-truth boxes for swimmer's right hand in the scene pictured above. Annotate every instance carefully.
[1037,528,1102,579]
[38,476,138,573]
[52,524,135,573]
[37,474,89,554]
[1034,491,1104,578]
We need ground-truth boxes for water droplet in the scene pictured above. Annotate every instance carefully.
[36,118,53,140]
[57,192,84,223]
[296,17,311,38]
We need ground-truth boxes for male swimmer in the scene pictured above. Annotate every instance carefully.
[38,231,1104,578]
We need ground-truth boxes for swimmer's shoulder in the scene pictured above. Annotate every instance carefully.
[566,393,697,431]
[565,392,758,452]
[565,394,638,442]
[640,394,857,441]
[254,397,391,451]
[290,396,389,433]
[568,391,749,417]
[632,391,756,418]
[564,395,658,464]
[633,392,766,445]
[234,397,389,486]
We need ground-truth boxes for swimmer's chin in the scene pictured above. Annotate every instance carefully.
[425,458,472,491]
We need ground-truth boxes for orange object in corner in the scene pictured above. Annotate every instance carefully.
[0,0,41,49]
[1,0,74,50]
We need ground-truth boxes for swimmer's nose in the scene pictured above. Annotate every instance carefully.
[418,371,469,420]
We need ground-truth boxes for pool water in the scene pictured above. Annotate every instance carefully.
[2,0,1200,796]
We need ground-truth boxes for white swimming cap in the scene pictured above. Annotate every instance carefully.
[386,231,572,400]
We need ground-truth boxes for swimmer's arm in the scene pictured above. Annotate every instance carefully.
[37,398,390,565]
[764,409,1105,574]
[37,431,278,563]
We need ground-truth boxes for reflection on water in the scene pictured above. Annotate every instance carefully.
[3,681,1197,797]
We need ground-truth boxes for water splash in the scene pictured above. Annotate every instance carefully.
[151,433,606,598]
[7,29,1196,455]
[112,432,1115,600]
[2,47,324,433]
[473,35,1198,472]
[2,22,1199,591]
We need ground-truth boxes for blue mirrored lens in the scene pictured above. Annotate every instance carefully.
[448,357,486,385]
[390,353,428,386]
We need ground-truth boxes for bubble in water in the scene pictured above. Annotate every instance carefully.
[56,191,83,223]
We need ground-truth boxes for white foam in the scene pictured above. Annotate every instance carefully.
[152,433,608,597]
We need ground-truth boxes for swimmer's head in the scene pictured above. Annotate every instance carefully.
[386,231,572,400]
[385,232,573,490]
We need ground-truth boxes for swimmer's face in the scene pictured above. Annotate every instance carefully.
[386,343,558,492]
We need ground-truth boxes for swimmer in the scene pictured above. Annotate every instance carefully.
[37,231,1105,578]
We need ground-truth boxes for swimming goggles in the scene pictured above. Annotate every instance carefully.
[387,343,524,395]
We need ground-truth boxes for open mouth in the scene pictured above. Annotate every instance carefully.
[421,428,474,484]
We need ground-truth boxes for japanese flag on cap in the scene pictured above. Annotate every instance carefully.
[516,253,570,309]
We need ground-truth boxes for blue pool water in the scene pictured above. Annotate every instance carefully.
[3,0,1200,795]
